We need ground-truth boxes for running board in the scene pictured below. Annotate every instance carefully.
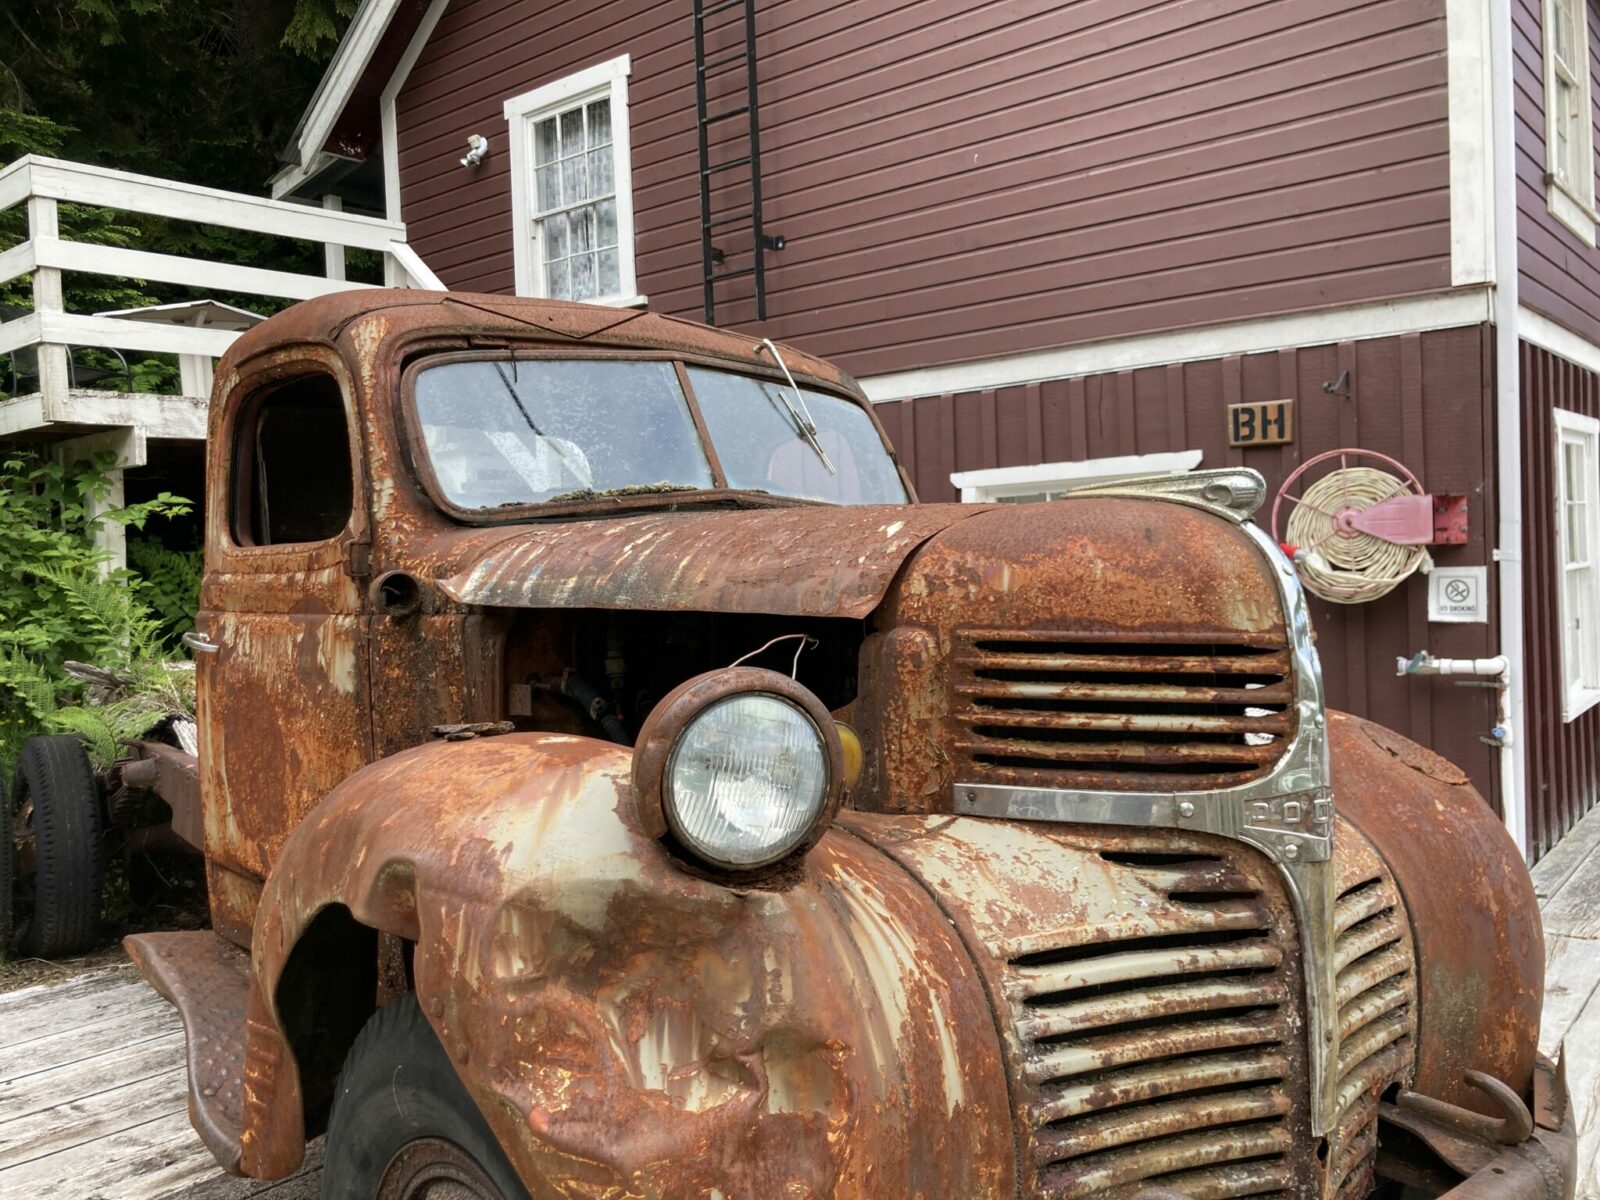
[124,930,249,1173]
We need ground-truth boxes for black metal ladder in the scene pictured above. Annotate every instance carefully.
[692,0,781,324]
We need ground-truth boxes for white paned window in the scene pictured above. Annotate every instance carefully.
[1544,0,1598,244]
[1556,408,1600,720]
[950,450,1204,504]
[504,55,643,306]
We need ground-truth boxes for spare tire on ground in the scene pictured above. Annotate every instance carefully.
[10,734,104,958]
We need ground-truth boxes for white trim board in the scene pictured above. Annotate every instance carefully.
[380,0,450,225]
[1447,0,1496,285]
[1520,306,1600,376]
[951,451,1204,502]
[858,289,1493,403]
[289,0,408,187]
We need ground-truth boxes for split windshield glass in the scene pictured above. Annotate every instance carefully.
[411,357,906,512]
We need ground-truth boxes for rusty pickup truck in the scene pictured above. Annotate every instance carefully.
[53,289,1572,1198]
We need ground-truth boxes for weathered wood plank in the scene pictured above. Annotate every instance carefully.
[0,1009,177,1084]
[0,1034,183,1132]
[0,977,171,1052]
[0,1065,186,1166]
[1532,804,1600,904]
[0,965,134,1014]
[1540,854,1600,939]
[171,1139,325,1199]
[0,1110,220,1199]
[1539,932,1600,1056]
[1554,973,1600,1200]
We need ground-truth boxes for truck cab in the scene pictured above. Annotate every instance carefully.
[126,290,1574,1200]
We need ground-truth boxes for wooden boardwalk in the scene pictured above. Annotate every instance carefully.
[1,806,1598,1198]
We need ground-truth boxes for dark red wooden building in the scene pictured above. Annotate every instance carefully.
[277,0,1600,858]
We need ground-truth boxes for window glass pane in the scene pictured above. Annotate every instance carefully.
[560,107,585,155]
[688,367,908,505]
[572,205,595,253]
[587,99,612,147]
[413,359,713,509]
[572,252,596,300]
[597,197,618,248]
[536,164,560,212]
[562,155,589,205]
[535,118,559,167]
[589,148,614,197]
[598,247,620,296]
[545,256,570,299]
[544,211,569,261]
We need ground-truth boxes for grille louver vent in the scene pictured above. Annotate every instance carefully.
[1004,849,1305,1199]
[950,631,1295,792]
[1326,865,1417,1198]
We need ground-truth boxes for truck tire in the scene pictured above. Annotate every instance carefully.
[322,994,531,1200]
[0,769,12,952]
[11,735,104,958]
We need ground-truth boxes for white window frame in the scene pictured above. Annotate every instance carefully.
[1543,0,1599,245]
[504,55,645,307]
[950,450,1204,504]
[1555,408,1600,720]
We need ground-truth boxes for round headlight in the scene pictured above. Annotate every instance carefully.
[634,668,843,874]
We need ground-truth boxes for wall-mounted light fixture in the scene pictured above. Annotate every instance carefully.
[461,134,490,167]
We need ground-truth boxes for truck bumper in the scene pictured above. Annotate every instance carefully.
[1377,1051,1576,1199]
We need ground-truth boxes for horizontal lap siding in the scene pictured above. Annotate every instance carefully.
[395,0,1452,378]
[877,325,1503,807]
[1512,0,1600,344]
[1520,343,1600,857]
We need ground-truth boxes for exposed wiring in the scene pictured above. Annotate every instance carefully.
[730,633,818,678]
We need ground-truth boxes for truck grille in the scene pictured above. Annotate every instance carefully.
[1326,840,1417,1198]
[950,631,1295,792]
[1002,846,1307,1199]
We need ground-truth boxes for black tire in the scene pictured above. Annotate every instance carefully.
[12,735,104,958]
[0,766,12,953]
[322,994,532,1200]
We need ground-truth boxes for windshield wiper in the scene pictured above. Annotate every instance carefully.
[492,359,586,481]
[759,338,836,476]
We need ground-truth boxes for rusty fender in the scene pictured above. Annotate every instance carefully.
[1328,712,1545,1115]
[237,733,1014,1197]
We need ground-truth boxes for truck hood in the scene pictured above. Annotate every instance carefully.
[435,503,990,618]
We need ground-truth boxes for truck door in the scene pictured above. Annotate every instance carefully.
[194,358,372,931]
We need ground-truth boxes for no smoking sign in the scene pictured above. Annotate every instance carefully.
[1428,567,1488,624]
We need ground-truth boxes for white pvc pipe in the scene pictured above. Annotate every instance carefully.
[1489,0,1529,858]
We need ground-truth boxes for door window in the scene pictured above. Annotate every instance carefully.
[232,373,354,546]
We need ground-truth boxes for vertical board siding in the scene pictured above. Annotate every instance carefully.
[1512,0,1600,344]
[879,325,1504,808]
[1521,342,1600,857]
[394,0,1452,379]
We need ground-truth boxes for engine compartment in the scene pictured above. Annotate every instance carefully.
[500,608,868,744]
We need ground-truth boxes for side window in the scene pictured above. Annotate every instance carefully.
[232,373,354,546]
[1544,0,1598,243]
[503,54,640,305]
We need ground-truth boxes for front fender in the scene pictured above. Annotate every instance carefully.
[238,733,1013,1197]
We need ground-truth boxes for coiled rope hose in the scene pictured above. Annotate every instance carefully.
[1284,467,1432,604]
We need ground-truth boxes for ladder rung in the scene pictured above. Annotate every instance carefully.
[699,0,746,16]
[711,267,758,282]
[706,210,753,229]
[703,156,752,176]
[698,50,749,73]
[704,105,750,124]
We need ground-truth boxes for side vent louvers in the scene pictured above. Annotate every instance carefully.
[1005,850,1304,1199]
[950,631,1295,792]
[1326,869,1417,1198]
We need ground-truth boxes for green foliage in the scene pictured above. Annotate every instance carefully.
[0,452,193,767]
[126,536,203,647]
[0,1,363,395]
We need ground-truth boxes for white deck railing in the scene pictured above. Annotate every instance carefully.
[0,155,442,406]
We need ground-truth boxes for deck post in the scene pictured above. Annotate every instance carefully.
[322,194,347,281]
[28,196,69,413]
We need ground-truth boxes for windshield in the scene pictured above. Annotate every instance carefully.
[414,359,714,509]
[411,357,906,512]
[687,367,908,505]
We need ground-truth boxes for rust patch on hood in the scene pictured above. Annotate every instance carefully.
[436,504,989,617]
[1360,719,1472,786]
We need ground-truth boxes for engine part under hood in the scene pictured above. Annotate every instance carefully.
[435,503,990,618]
